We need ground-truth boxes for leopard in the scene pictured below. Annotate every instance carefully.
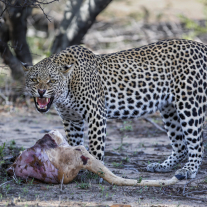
[22,39,207,180]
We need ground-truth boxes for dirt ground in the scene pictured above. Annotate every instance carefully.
[1,0,207,206]
[0,103,207,207]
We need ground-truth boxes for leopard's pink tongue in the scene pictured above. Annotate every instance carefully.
[37,98,50,108]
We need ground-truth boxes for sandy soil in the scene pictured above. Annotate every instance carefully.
[0,104,207,207]
[98,0,206,22]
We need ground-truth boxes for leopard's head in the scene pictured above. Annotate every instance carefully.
[22,58,74,113]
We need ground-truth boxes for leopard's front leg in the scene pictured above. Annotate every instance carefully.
[63,119,85,146]
[88,114,107,161]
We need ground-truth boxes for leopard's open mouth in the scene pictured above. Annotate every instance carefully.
[34,97,54,113]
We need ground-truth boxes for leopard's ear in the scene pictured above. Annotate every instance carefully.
[21,62,33,72]
[61,64,74,76]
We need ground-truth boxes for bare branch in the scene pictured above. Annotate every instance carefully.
[37,4,52,22]
[0,4,7,17]
[0,0,59,8]
[51,0,112,54]
[0,0,59,21]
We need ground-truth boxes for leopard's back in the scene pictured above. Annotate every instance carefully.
[97,39,207,119]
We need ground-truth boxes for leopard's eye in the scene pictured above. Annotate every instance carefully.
[49,80,56,83]
[31,78,38,82]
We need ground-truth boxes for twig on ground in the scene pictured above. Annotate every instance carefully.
[160,176,207,202]
[143,117,166,132]
[183,176,207,195]
[12,167,18,183]
[162,189,207,202]
[0,180,12,188]
[60,174,64,191]
[183,179,193,195]
[185,195,207,202]
[186,190,207,195]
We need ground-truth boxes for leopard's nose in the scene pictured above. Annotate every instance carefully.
[38,89,46,97]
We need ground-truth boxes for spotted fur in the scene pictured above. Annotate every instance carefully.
[24,39,207,179]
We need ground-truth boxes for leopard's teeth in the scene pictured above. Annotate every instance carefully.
[46,98,48,103]
[36,104,47,110]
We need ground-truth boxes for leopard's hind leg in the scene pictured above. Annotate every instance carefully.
[147,104,188,173]
[174,102,206,179]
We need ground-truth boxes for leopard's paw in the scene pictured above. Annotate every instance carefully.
[175,168,196,180]
[147,163,160,172]
[147,162,172,173]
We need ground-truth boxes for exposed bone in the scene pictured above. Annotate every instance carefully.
[7,130,179,187]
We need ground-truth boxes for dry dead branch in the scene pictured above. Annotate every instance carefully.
[0,0,59,20]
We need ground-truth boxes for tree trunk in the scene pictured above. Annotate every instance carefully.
[5,6,33,64]
[0,2,32,81]
[51,0,112,54]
